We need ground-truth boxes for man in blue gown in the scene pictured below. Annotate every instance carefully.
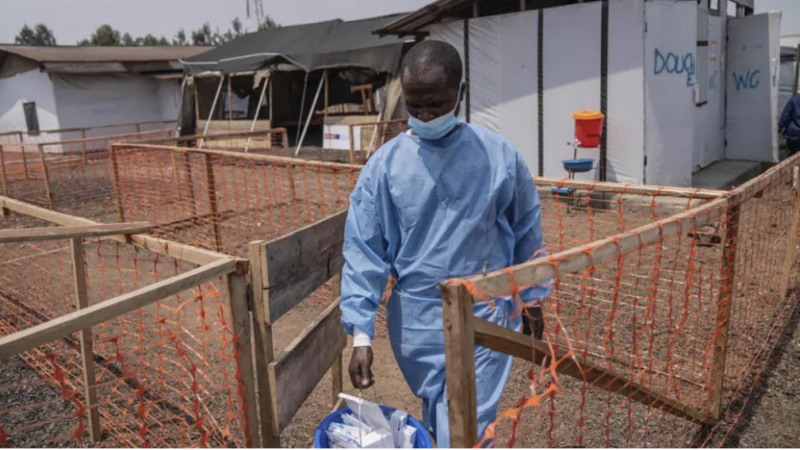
[339,40,551,447]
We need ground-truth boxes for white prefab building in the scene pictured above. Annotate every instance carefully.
[377,0,781,187]
[0,46,211,136]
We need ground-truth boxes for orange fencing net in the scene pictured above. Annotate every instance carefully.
[442,155,800,448]
[0,120,176,146]
[0,130,173,221]
[108,143,361,257]
[0,205,253,448]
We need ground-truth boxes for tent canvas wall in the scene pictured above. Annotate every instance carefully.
[0,45,208,136]
[0,72,181,135]
[0,70,60,133]
[422,0,778,187]
[182,15,409,150]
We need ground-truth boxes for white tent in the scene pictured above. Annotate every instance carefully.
[380,0,780,187]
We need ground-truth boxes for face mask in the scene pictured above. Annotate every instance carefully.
[407,86,462,140]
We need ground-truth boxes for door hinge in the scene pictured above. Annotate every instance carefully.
[644,156,648,167]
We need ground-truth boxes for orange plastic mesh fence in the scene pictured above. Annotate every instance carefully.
[109,144,361,257]
[0,208,251,447]
[348,119,410,164]
[139,129,291,155]
[444,155,800,448]
[0,130,173,221]
[0,120,177,145]
[2,137,723,260]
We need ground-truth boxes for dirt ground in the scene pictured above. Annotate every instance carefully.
[722,301,800,448]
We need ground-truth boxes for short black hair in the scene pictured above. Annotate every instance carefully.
[400,40,463,88]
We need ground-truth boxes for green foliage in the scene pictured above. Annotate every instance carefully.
[15,24,57,46]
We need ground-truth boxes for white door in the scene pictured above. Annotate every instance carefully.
[725,12,781,162]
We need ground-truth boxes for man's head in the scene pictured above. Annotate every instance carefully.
[401,40,464,123]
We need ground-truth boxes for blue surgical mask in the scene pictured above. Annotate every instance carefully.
[407,86,462,140]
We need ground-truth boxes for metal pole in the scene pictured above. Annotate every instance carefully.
[294,70,326,156]
[174,77,188,138]
[246,73,271,153]
[295,71,310,145]
[793,44,800,96]
[199,75,225,150]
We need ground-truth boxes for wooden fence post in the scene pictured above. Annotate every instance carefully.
[708,200,741,420]
[182,152,198,218]
[330,272,343,410]
[135,123,141,133]
[70,238,102,442]
[0,144,7,196]
[37,143,55,210]
[108,145,126,222]
[81,129,87,165]
[248,242,280,447]
[203,153,223,252]
[779,166,800,300]
[441,283,479,448]
[20,144,29,180]
[348,124,356,165]
[226,266,262,448]
[286,164,297,203]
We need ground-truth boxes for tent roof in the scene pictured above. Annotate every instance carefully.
[375,0,598,36]
[0,45,213,79]
[0,45,211,63]
[182,14,409,75]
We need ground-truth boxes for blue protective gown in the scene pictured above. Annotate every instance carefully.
[340,123,551,447]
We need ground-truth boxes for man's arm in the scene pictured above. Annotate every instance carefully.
[340,179,390,388]
[507,152,553,337]
[779,98,795,135]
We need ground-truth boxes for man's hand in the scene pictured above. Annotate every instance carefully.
[349,347,374,389]
[522,306,545,340]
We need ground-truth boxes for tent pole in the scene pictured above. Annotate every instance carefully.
[174,77,188,138]
[199,75,225,150]
[323,70,329,150]
[227,75,233,128]
[295,71,310,145]
[365,109,384,160]
[794,44,800,96]
[193,79,200,122]
[246,73,271,153]
[294,69,326,156]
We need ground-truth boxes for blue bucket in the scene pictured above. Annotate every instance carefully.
[314,405,433,448]
[550,186,576,196]
[562,158,595,173]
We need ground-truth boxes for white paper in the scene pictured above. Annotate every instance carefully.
[339,393,392,434]
[390,410,408,447]
[401,425,417,449]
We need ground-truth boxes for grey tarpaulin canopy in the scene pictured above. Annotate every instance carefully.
[181,14,408,75]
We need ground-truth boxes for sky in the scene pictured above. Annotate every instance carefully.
[2,0,800,46]
[0,0,433,45]
[755,0,800,35]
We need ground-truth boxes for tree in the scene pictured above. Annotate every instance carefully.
[15,23,57,46]
[81,24,122,46]
[258,15,280,31]
[139,34,162,46]
[173,29,188,46]
[122,32,136,46]
[191,22,217,46]
[231,18,244,38]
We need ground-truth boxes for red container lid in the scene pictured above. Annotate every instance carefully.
[573,110,604,120]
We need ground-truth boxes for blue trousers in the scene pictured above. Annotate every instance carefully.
[387,291,518,448]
